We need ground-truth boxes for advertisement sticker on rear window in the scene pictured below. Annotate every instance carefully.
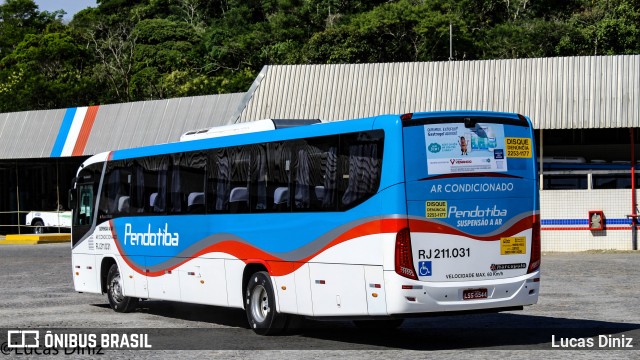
[505,137,532,158]
[425,123,508,175]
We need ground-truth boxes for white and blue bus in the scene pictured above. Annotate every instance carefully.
[71,111,540,334]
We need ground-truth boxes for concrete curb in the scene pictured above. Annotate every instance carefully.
[0,233,70,245]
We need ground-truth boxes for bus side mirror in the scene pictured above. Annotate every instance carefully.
[68,189,76,210]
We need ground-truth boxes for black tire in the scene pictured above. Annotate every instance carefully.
[245,271,287,335]
[32,220,45,234]
[353,318,404,330]
[106,264,139,313]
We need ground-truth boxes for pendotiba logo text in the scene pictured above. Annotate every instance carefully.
[124,223,179,247]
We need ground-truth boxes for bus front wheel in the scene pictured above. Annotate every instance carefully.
[106,264,139,313]
[245,271,287,335]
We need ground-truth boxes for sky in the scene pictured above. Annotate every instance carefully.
[33,0,98,20]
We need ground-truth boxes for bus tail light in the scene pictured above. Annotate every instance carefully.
[400,113,413,123]
[528,216,541,273]
[395,227,418,280]
[517,114,528,123]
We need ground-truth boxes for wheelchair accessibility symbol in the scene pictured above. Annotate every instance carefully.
[418,261,432,276]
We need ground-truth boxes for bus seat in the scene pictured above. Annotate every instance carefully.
[188,192,205,213]
[314,186,325,202]
[150,193,158,207]
[188,192,205,207]
[229,187,248,213]
[274,187,289,205]
[229,187,248,203]
[117,196,130,213]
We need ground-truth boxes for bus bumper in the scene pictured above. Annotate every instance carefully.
[384,270,540,316]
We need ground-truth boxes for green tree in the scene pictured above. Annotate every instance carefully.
[81,19,138,103]
[0,0,639,112]
[558,0,640,55]
[304,0,476,63]
[0,0,63,57]
[0,27,92,111]
[130,18,203,99]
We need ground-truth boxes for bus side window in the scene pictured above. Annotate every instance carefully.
[150,156,169,213]
[208,148,230,213]
[169,166,183,213]
[78,185,94,225]
[229,147,251,213]
[321,145,338,210]
[293,136,339,212]
[135,157,160,214]
[339,131,383,210]
[294,147,311,210]
[130,164,145,213]
[72,162,102,244]
[170,151,206,214]
[249,144,268,212]
[267,141,292,212]
[101,161,132,218]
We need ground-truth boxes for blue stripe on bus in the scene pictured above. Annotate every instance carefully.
[110,116,382,161]
[109,111,526,161]
[541,218,632,225]
[50,107,77,157]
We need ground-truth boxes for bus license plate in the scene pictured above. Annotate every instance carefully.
[463,288,488,300]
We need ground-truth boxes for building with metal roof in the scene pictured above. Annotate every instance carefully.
[235,56,640,252]
[237,55,640,129]
[0,55,638,251]
[0,93,244,234]
[0,93,244,159]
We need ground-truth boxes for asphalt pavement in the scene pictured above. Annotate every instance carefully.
[0,244,638,358]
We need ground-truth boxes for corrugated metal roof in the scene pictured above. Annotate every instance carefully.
[0,93,244,159]
[0,109,66,159]
[1,55,638,160]
[83,93,245,155]
[237,55,640,129]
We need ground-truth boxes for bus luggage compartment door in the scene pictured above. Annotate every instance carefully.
[309,263,368,316]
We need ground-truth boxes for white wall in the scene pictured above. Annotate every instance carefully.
[541,189,637,251]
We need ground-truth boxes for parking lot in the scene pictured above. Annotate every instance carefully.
[0,243,638,358]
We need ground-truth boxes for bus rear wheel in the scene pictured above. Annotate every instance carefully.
[245,271,287,335]
[106,264,139,313]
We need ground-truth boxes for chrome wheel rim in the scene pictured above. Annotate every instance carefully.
[110,273,124,303]
[250,285,269,323]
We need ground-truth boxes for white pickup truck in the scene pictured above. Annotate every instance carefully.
[25,211,72,234]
